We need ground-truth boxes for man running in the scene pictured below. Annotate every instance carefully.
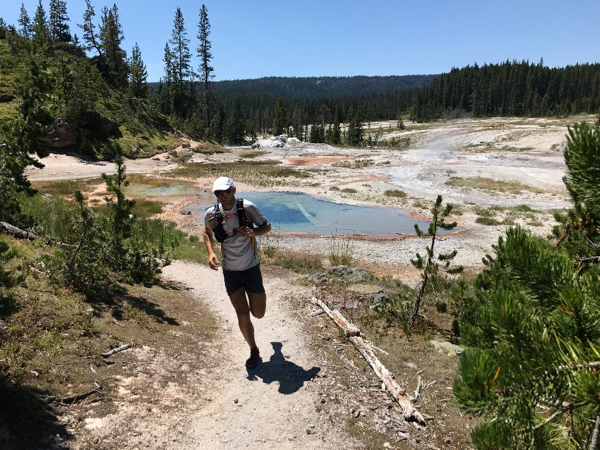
[203,177,271,369]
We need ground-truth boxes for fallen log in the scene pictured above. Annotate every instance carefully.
[313,297,360,336]
[311,297,426,425]
[0,221,38,240]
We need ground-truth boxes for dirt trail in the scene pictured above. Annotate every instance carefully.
[160,261,357,449]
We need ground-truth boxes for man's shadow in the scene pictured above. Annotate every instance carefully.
[247,342,320,395]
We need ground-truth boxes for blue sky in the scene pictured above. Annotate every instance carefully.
[3,0,599,82]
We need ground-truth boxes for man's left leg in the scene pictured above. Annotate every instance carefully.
[247,291,266,319]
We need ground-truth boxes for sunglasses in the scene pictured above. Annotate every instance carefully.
[214,187,233,197]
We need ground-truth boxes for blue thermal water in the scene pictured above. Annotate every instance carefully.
[123,178,445,236]
[201,192,440,236]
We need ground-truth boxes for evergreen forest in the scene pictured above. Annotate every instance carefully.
[2,1,600,149]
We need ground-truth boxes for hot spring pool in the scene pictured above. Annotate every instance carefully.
[122,178,448,236]
[199,191,445,236]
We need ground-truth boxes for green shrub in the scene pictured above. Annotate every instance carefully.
[475,217,501,226]
[384,189,407,198]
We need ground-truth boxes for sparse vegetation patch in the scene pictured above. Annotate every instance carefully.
[446,176,545,194]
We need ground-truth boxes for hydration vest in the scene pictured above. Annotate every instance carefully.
[212,198,255,243]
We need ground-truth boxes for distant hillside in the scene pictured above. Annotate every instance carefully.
[149,75,437,100]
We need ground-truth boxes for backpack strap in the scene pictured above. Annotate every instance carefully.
[236,198,254,229]
[236,198,257,252]
[212,203,228,243]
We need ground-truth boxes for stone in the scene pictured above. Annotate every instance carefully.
[370,292,389,308]
[305,273,330,284]
[429,340,463,356]
[330,265,372,283]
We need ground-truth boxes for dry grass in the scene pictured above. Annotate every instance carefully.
[193,142,229,154]
[445,176,546,194]
[239,151,268,159]
[31,178,104,198]
[167,161,312,188]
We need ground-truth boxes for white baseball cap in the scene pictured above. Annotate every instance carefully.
[211,177,235,193]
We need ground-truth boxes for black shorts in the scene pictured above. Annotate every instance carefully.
[223,265,265,296]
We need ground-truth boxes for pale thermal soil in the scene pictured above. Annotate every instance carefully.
[25,116,586,448]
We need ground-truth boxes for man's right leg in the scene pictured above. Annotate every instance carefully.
[229,287,257,350]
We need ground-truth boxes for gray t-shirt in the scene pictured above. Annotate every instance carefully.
[204,198,267,271]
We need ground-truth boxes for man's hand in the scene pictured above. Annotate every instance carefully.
[236,226,255,237]
[208,252,219,270]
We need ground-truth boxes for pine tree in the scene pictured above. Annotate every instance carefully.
[0,18,7,37]
[62,58,103,123]
[226,98,246,145]
[99,4,128,89]
[48,0,71,43]
[553,122,600,260]
[169,7,192,117]
[209,108,226,143]
[408,195,462,327]
[32,0,50,51]
[128,43,148,99]
[346,106,364,146]
[197,4,214,126]
[18,3,32,38]
[272,98,286,136]
[454,122,600,449]
[158,43,175,115]
[101,149,135,272]
[332,116,341,145]
[0,55,53,225]
[79,0,101,55]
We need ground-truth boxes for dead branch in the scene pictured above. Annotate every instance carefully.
[409,376,423,402]
[554,224,570,247]
[590,415,600,450]
[44,386,102,404]
[311,297,426,425]
[533,402,574,431]
[101,341,133,358]
[366,340,389,355]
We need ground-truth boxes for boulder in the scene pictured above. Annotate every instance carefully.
[330,266,372,283]
[305,273,330,284]
[369,292,389,308]
[429,340,463,356]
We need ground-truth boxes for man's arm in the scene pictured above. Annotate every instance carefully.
[237,220,271,238]
[254,220,271,236]
[203,226,220,270]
